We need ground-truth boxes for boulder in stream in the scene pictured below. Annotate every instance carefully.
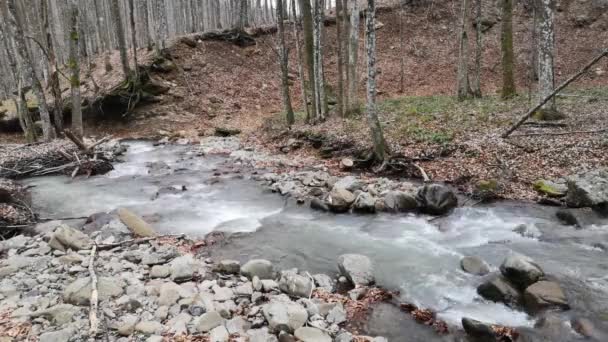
[337,254,375,286]
[523,281,569,313]
[462,317,497,342]
[241,259,275,280]
[353,192,377,213]
[326,187,356,213]
[477,274,521,307]
[460,256,490,276]
[278,270,314,298]
[566,169,608,212]
[383,191,417,212]
[499,254,544,289]
[415,184,458,215]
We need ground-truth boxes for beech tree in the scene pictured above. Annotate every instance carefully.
[335,0,345,116]
[365,0,389,163]
[538,0,559,115]
[68,0,83,138]
[299,0,316,122]
[501,0,516,99]
[292,0,310,120]
[41,0,64,134]
[347,0,361,114]
[472,0,482,98]
[276,0,294,125]
[110,0,131,79]
[456,0,472,101]
[312,0,327,122]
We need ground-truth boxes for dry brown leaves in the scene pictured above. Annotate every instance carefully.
[399,302,450,335]
[493,325,520,341]
[0,311,31,340]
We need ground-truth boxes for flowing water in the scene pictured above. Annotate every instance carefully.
[26,141,608,340]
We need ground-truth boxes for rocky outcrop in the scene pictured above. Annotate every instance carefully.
[416,184,458,215]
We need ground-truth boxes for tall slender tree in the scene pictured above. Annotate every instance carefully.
[40,0,64,134]
[538,0,559,115]
[299,0,316,122]
[347,0,361,114]
[68,0,82,138]
[335,0,345,116]
[456,0,472,101]
[501,0,517,99]
[292,0,310,121]
[312,0,326,122]
[5,0,55,141]
[276,0,294,125]
[128,0,139,80]
[238,0,248,30]
[110,0,131,79]
[472,0,483,98]
[365,0,389,163]
[155,0,168,55]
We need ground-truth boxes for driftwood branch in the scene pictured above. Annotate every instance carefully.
[96,234,185,251]
[413,163,431,182]
[511,128,608,137]
[502,49,608,138]
[89,244,99,336]
[65,130,90,153]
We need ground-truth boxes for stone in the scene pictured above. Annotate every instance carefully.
[310,198,329,212]
[63,277,124,305]
[337,254,375,286]
[226,316,251,334]
[117,315,139,336]
[39,328,75,342]
[335,332,354,342]
[571,317,596,338]
[48,225,92,252]
[278,270,314,298]
[30,304,80,325]
[334,176,364,192]
[523,281,569,313]
[147,336,163,342]
[326,187,356,213]
[170,254,197,282]
[117,208,158,237]
[294,327,332,342]
[261,279,279,292]
[168,312,191,335]
[500,254,544,289]
[194,311,225,332]
[135,320,163,335]
[216,259,240,274]
[383,191,418,212]
[278,331,297,342]
[353,192,377,213]
[247,327,279,342]
[235,282,254,296]
[213,285,235,301]
[150,265,170,278]
[241,259,274,280]
[416,184,458,215]
[210,325,230,342]
[566,169,608,211]
[477,274,521,307]
[533,179,567,197]
[555,209,583,227]
[326,303,346,324]
[262,299,308,333]
[461,256,490,276]
[312,274,334,292]
[158,282,182,305]
[462,318,496,342]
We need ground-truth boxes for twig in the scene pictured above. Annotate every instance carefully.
[413,163,431,182]
[305,272,315,300]
[511,128,608,137]
[503,139,537,153]
[502,48,608,138]
[89,244,99,337]
[96,234,185,251]
[38,215,89,221]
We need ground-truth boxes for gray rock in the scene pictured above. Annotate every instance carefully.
[310,198,329,212]
[194,311,225,332]
[383,191,418,212]
[523,281,569,313]
[477,274,521,307]
[461,256,490,276]
[167,312,191,335]
[416,184,458,215]
[39,328,75,342]
[225,316,252,334]
[247,327,279,342]
[30,304,80,325]
[63,277,124,305]
[48,225,92,252]
[294,327,332,342]
[235,282,254,296]
[278,331,297,342]
[262,299,308,333]
[261,279,279,292]
[117,314,139,336]
[150,265,170,278]
[566,169,608,211]
[135,320,163,335]
[500,254,544,289]
[326,303,346,324]
[353,192,377,213]
[312,274,334,292]
[216,259,240,274]
[213,285,235,301]
[147,336,164,342]
[158,282,182,305]
[334,176,364,192]
[326,187,356,213]
[210,325,230,342]
[117,208,158,237]
[278,270,314,298]
[335,332,354,342]
[462,318,496,342]
[338,254,375,286]
[241,259,274,280]
[170,255,196,282]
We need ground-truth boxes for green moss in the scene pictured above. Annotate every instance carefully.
[477,179,499,192]
[533,180,567,197]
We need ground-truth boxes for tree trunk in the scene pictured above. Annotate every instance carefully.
[128,0,139,79]
[398,4,405,93]
[6,0,55,141]
[277,0,294,125]
[299,0,316,122]
[342,0,350,110]
[68,0,83,138]
[292,0,310,121]
[41,0,64,134]
[538,0,556,111]
[365,0,389,163]
[238,0,248,30]
[93,0,113,72]
[155,0,168,54]
[472,0,482,98]
[501,0,516,99]
[312,0,326,122]
[335,0,345,116]
[141,0,153,49]
[110,0,131,79]
[17,79,37,143]
[456,0,472,101]
[347,0,360,114]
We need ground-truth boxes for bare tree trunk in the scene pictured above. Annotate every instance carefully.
[292,0,310,121]
[312,0,326,122]
[141,0,153,49]
[128,0,139,79]
[238,0,248,30]
[6,0,55,141]
[94,0,113,72]
[277,0,294,125]
[299,0,316,122]
[501,0,516,99]
[110,0,131,79]
[347,0,360,114]
[335,0,345,116]
[17,79,37,142]
[456,0,472,101]
[538,0,557,112]
[155,0,168,55]
[41,0,64,134]
[472,0,482,98]
[342,0,350,110]
[68,0,83,138]
[398,4,405,93]
[365,0,389,163]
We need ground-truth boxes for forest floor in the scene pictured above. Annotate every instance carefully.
[2,2,608,201]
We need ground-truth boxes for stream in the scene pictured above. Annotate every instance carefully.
[26,141,608,340]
